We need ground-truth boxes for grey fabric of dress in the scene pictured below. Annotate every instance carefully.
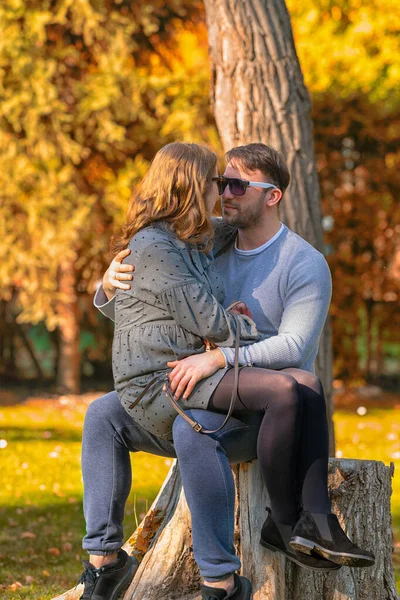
[112,220,261,439]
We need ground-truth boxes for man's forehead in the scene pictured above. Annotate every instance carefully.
[224,162,265,181]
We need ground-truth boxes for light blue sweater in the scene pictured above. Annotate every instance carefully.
[214,224,331,373]
[94,223,331,374]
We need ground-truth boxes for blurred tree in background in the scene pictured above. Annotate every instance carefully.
[286,0,400,381]
[1,0,399,391]
[0,0,217,391]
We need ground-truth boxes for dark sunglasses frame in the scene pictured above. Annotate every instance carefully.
[212,176,279,197]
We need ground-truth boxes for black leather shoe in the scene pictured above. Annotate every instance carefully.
[260,508,340,572]
[200,573,252,600]
[78,549,138,599]
[289,511,375,567]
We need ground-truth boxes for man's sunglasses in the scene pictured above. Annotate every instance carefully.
[212,176,279,197]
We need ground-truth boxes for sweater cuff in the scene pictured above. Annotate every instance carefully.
[93,284,116,322]
[220,348,234,367]
[94,284,113,308]
[220,347,252,367]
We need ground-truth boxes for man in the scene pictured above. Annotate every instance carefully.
[78,144,373,600]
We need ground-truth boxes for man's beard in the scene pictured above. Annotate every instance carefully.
[222,197,264,229]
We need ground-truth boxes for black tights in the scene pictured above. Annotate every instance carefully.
[209,367,331,525]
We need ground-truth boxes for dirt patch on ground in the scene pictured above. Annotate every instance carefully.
[0,388,102,409]
[333,388,400,410]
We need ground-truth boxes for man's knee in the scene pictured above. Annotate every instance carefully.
[172,411,221,453]
[172,415,197,453]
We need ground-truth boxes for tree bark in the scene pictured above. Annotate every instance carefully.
[56,259,80,394]
[55,458,396,600]
[203,0,334,452]
[13,319,45,382]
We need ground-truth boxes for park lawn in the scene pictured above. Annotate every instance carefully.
[0,393,399,599]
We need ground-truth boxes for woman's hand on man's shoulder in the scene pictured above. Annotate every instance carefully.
[103,248,134,299]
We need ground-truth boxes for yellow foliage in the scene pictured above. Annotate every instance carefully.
[287,0,400,106]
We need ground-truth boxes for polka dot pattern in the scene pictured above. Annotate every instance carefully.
[111,221,257,439]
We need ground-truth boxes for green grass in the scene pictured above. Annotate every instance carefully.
[0,395,171,599]
[0,394,399,599]
[333,407,400,589]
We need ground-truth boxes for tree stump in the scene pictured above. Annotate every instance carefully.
[54,458,397,600]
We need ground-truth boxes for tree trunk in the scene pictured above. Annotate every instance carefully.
[13,319,45,382]
[56,259,80,394]
[203,0,334,452]
[55,458,396,600]
[365,298,377,379]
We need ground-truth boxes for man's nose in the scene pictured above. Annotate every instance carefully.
[222,185,234,201]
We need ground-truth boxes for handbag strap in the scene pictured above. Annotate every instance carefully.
[128,315,242,435]
[164,315,242,434]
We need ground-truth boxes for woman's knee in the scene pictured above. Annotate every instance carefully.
[283,368,323,394]
[269,373,302,413]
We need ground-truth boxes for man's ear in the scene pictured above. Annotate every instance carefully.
[264,189,282,208]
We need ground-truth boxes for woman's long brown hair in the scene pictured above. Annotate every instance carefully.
[111,142,217,255]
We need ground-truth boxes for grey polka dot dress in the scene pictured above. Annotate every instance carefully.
[113,221,260,439]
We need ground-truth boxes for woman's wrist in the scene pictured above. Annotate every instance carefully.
[103,285,115,301]
[102,270,116,300]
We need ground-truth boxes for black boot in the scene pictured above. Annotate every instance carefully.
[289,511,375,567]
[200,573,252,600]
[260,508,340,572]
[78,549,138,600]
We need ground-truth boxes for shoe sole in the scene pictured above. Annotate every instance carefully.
[110,557,139,600]
[260,538,340,572]
[289,536,375,568]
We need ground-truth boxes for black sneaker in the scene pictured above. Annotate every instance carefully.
[260,508,340,572]
[289,511,375,567]
[200,573,252,600]
[78,549,138,600]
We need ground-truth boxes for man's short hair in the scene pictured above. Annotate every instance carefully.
[225,143,290,194]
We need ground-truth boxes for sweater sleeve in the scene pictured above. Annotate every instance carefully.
[220,252,332,368]
[93,285,116,322]
[158,281,261,347]
[133,240,261,347]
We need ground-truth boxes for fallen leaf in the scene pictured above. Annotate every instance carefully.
[25,576,34,585]
[42,570,50,577]
[47,547,61,556]
[9,582,23,591]
[63,542,73,552]
[20,531,36,539]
